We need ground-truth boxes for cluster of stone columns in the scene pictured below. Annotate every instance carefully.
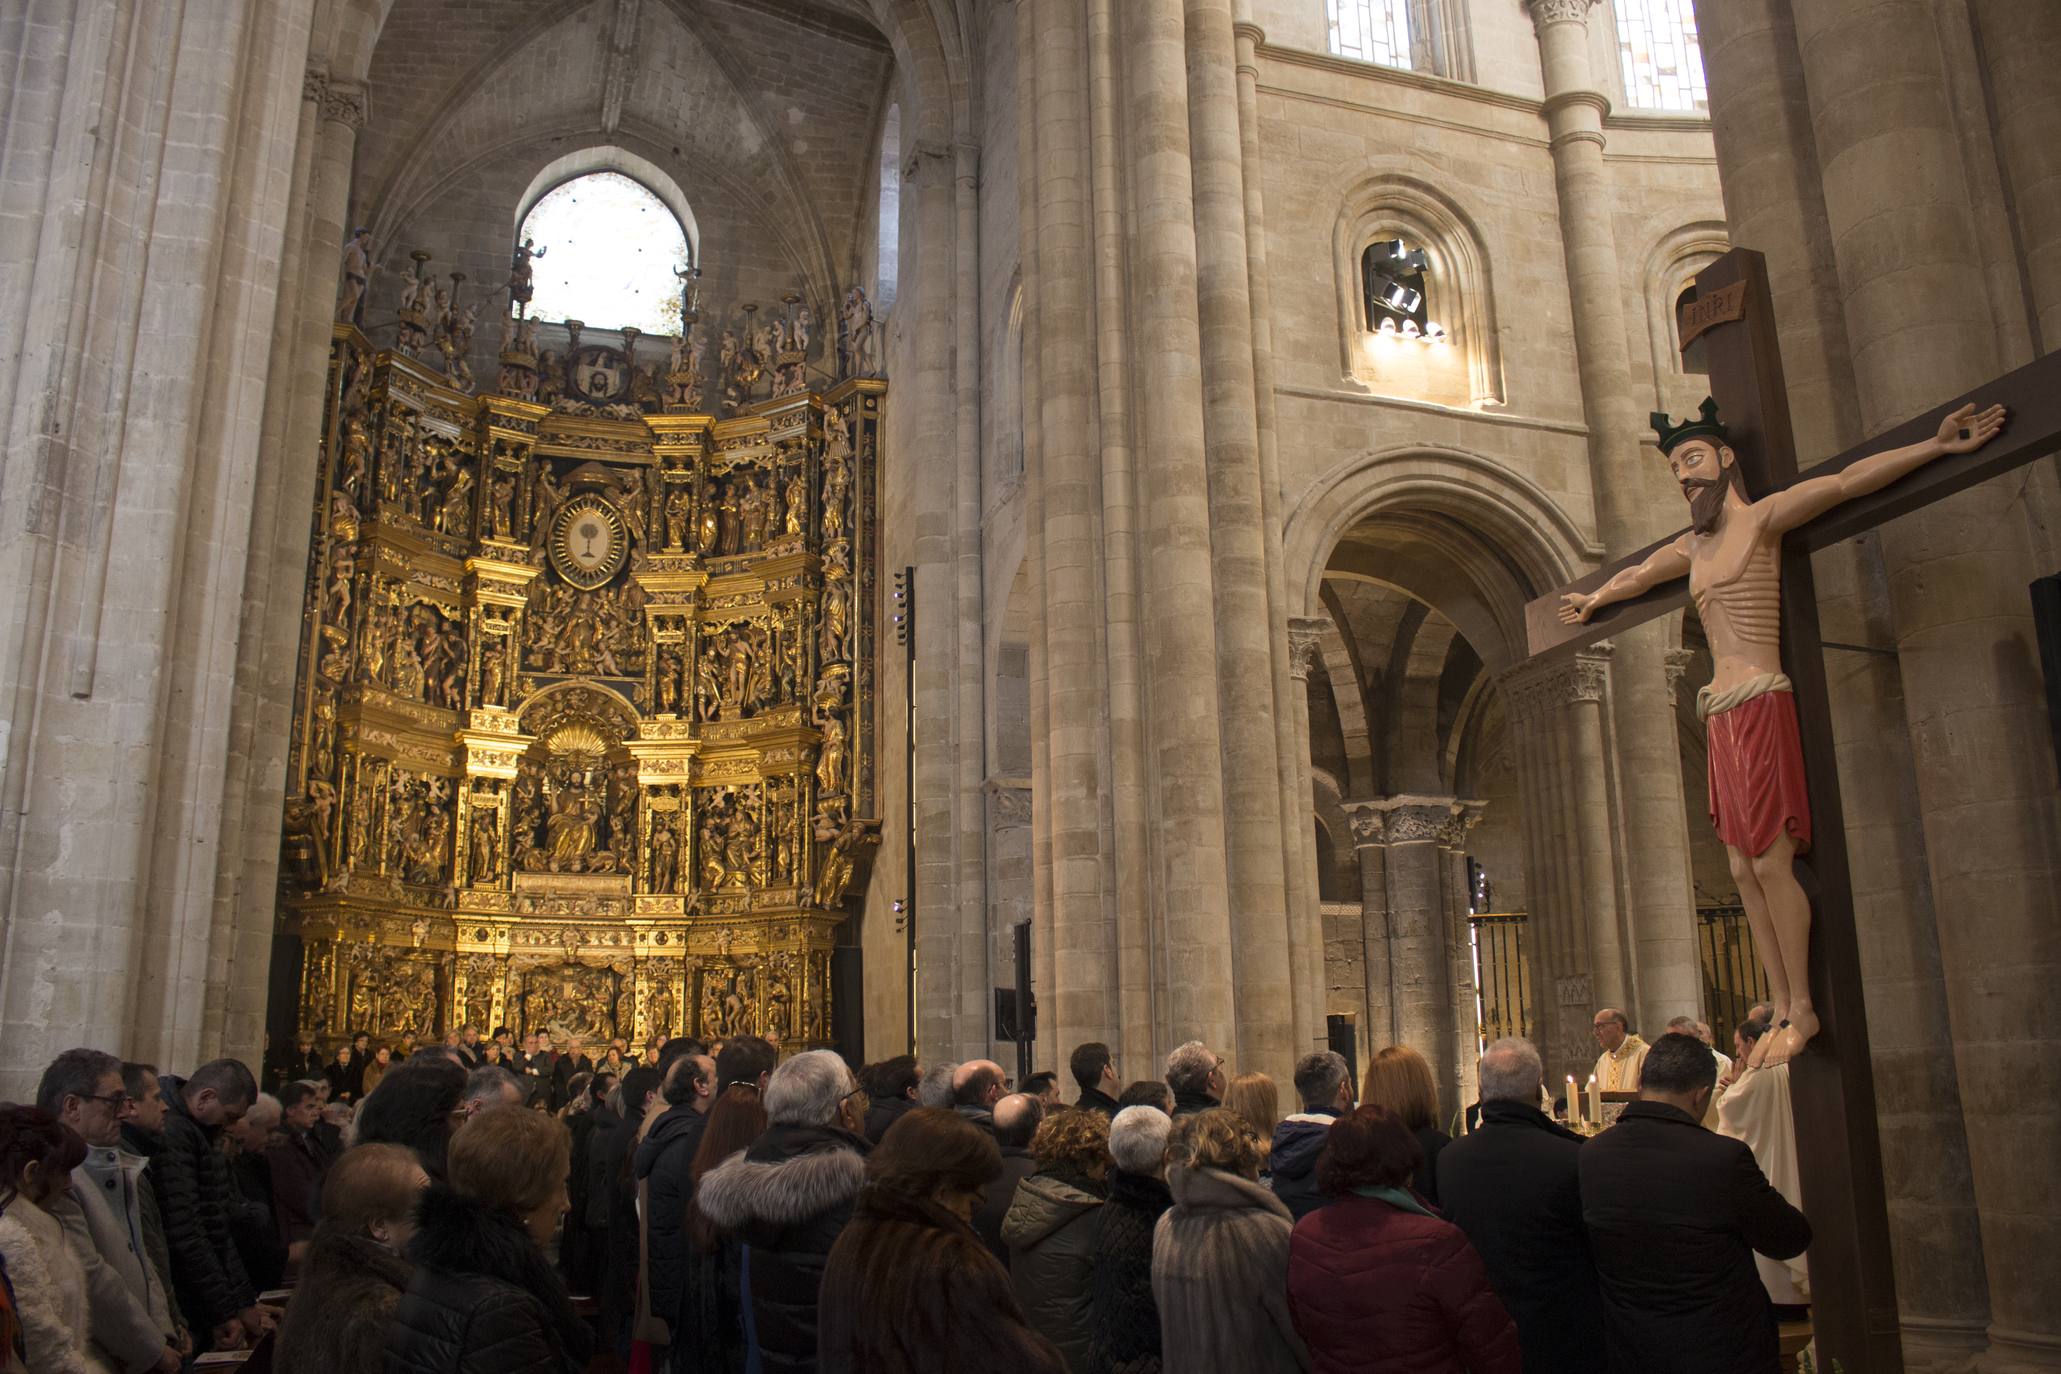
[1697,1,2061,1364]
[0,0,324,1097]
[1013,0,1321,1082]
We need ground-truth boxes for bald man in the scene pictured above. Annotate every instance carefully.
[951,1059,1007,1136]
[1590,1008,1649,1092]
[973,1092,1044,1264]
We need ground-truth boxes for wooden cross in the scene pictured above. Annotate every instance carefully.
[1525,247,2061,1372]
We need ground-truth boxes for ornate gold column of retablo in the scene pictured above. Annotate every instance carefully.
[273,279,884,1054]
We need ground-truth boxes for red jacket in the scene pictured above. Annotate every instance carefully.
[1288,1193,1521,1374]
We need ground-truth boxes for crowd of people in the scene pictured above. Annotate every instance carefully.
[0,1005,1808,1374]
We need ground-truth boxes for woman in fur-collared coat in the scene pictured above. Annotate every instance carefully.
[1151,1109,1309,1374]
[275,1143,428,1374]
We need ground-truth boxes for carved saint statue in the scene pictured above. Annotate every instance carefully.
[722,632,752,714]
[696,649,722,722]
[480,641,505,706]
[1560,396,2006,1064]
[489,474,516,540]
[651,825,679,895]
[819,589,848,664]
[546,785,600,870]
[665,487,691,551]
[820,445,850,542]
[509,236,546,313]
[337,228,374,325]
[470,808,499,885]
[738,477,768,550]
[784,469,808,536]
[656,648,682,716]
[816,714,847,798]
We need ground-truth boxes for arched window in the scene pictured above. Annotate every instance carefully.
[876,105,902,312]
[517,171,691,334]
[1362,238,1431,334]
[1615,0,1707,112]
[1328,0,1414,69]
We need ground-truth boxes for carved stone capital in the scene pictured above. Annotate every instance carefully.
[1287,616,1328,682]
[1497,642,1610,723]
[1436,801,1487,849]
[1343,801,1385,848]
[1663,647,1699,705]
[321,81,370,130]
[1526,0,1600,31]
[303,68,329,105]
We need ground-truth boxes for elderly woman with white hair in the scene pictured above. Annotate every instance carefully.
[697,1048,870,1374]
[1088,1105,1174,1374]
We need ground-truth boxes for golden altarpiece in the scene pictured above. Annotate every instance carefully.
[274,269,883,1052]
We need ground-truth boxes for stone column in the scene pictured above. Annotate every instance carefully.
[1525,0,1702,1034]
[1116,0,1241,1058]
[1788,2,2061,1363]
[1497,655,1613,1081]
[1344,803,1396,1057]
[1973,1,2061,349]
[1027,0,1121,1054]
[1086,0,1158,1065]
[1438,802,1487,1115]
[208,67,368,1057]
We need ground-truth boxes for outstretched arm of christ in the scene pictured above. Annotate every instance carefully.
[1760,402,2008,534]
[1557,538,1691,625]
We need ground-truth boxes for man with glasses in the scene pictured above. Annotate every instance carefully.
[35,1047,184,1373]
[1589,1008,1650,1093]
[1164,1040,1227,1118]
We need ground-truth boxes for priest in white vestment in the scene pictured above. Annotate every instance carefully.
[1590,1007,1650,1091]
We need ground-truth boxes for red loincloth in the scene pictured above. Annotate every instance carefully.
[1705,688,1812,857]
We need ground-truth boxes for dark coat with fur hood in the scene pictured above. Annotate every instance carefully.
[817,1185,1066,1374]
[695,1122,869,1374]
[275,1227,410,1374]
[384,1186,595,1374]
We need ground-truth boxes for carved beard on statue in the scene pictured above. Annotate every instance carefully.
[1681,463,1737,536]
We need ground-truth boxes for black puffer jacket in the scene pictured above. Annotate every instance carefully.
[156,1075,254,1332]
[696,1122,869,1374]
[1268,1110,1341,1222]
[384,1185,595,1374]
[1087,1169,1173,1374]
[634,1102,709,1339]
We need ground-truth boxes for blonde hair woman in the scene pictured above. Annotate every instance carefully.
[1222,1072,1280,1166]
[1361,1045,1448,1205]
[1150,1109,1307,1374]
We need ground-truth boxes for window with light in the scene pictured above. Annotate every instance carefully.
[1615,0,1708,112]
[517,172,691,334]
[1328,0,1414,70]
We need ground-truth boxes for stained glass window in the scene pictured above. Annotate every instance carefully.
[1616,0,1708,112]
[1328,0,1414,70]
[518,172,690,334]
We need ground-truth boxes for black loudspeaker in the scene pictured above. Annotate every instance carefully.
[1326,1014,1359,1091]
[2032,574,2061,786]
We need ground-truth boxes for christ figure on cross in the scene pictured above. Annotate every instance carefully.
[1558,396,2007,1065]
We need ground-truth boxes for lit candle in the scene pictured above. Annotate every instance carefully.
[1587,1073,1602,1128]
[1567,1075,1580,1125]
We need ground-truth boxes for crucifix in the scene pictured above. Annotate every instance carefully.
[1524,247,2061,1373]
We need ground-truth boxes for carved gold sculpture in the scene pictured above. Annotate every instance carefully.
[274,279,885,1052]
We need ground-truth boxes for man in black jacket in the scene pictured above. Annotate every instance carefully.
[636,1053,716,1347]
[950,1059,1006,1135]
[1439,1037,1601,1373]
[697,1049,871,1374]
[859,1054,921,1144]
[158,1061,272,1354]
[1069,1041,1123,1117]
[594,1064,664,1347]
[972,1092,1042,1264]
[1579,1032,1811,1374]
[552,1037,597,1109]
[1270,1049,1352,1221]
